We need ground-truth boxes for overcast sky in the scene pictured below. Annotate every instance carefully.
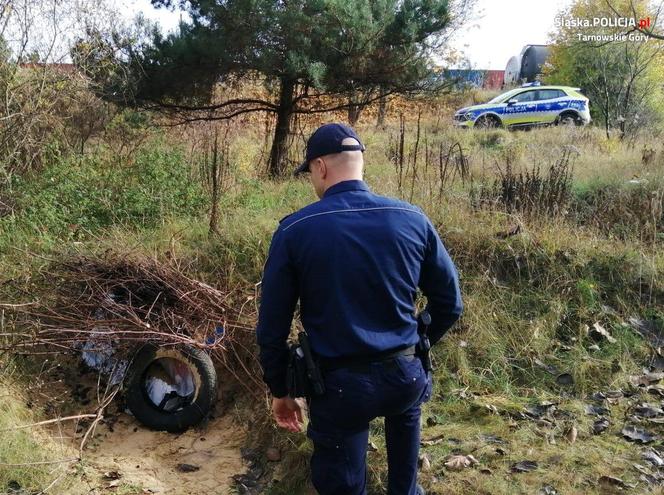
[449,0,574,69]
[127,0,575,71]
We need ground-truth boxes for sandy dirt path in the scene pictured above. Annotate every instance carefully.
[85,411,246,494]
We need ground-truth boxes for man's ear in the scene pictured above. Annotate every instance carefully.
[319,157,328,179]
[313,157,326,179]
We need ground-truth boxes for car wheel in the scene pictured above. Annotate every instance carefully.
[557,113,581,126]
[124,344,217,432]
[475,115,500,128]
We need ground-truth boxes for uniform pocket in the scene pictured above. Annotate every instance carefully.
[394,355,424,382]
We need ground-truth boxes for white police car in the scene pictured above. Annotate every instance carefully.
[454,82,591,129]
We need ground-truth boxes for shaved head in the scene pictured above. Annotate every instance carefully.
[308,137,364,198]
[320,138,364,169]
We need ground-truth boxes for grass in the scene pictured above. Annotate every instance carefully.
[0,109,663,494]
[0,361,84,494]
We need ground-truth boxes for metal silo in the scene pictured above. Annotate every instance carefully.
[520,45,550,82]
[504,55,521,86]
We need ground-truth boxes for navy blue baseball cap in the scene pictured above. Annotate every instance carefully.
[294,123,366,176]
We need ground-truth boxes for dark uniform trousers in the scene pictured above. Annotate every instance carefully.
[307,354,432,495]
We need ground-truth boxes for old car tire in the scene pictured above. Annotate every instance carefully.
[124,344,217,432]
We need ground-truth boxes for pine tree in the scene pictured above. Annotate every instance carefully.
[75,0,455,176]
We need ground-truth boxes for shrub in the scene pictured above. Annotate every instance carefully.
[571,178,664,242]
[470,146,576,218]
[1,145,206,240]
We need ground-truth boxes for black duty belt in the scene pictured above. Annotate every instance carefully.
[319,345,416,371]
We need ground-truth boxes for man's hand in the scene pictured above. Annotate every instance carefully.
[272,396,304,432]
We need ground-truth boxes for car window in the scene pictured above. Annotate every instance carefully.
[511,90,537,103]
[537,89,565,100]
[488,89,521,104]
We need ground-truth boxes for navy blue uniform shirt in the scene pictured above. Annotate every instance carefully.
[256,180,463,397]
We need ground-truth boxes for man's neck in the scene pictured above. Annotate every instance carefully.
[323,176,363,193]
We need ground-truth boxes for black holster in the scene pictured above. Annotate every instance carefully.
[416,310,433,373]
[286,332,326,399]
[416,333,433,373]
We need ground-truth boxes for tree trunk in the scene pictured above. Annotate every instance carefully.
[347,99,362,126]
[268,78,295,177]
[376,95,387,127]
[209,129,220,236]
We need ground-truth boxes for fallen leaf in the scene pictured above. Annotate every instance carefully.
[648,353,664,372]
[630,372,664,387]
[367,442,379,453]
[592,417,610,435]
[628,316,664,347]
[539,485,558,495]
[421,434,445,447]
[565,424,578,443]
[479,434,506,444]
[585,404,610,416]
[633,463,664,485]
[589,322,617,344]
[622,424,658,444]
[107,480,122,488]
[534,358,559,375]
[600,305,618,316]
[485,403,499,415]
[536,418,554,428]
[444,454,478,471]
[646,384,664,397]
[451,388,473,399]
[419,453,431,471]
[639,472,663,485]
[642,449,664,467]
[524,402,557,419]
[633,403,664,418]
[591,390,624,403]
[632,463,653,477]
[598,475,635,490]
[103,471,121,481]
[511,460,538,473]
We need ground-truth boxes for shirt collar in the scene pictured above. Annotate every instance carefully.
[323,180,370,198]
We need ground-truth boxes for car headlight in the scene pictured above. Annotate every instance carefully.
[455,112,473,122]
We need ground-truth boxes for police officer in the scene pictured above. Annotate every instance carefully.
[256,123,463,495]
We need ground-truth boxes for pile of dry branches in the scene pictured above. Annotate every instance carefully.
[4,252,265,394]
